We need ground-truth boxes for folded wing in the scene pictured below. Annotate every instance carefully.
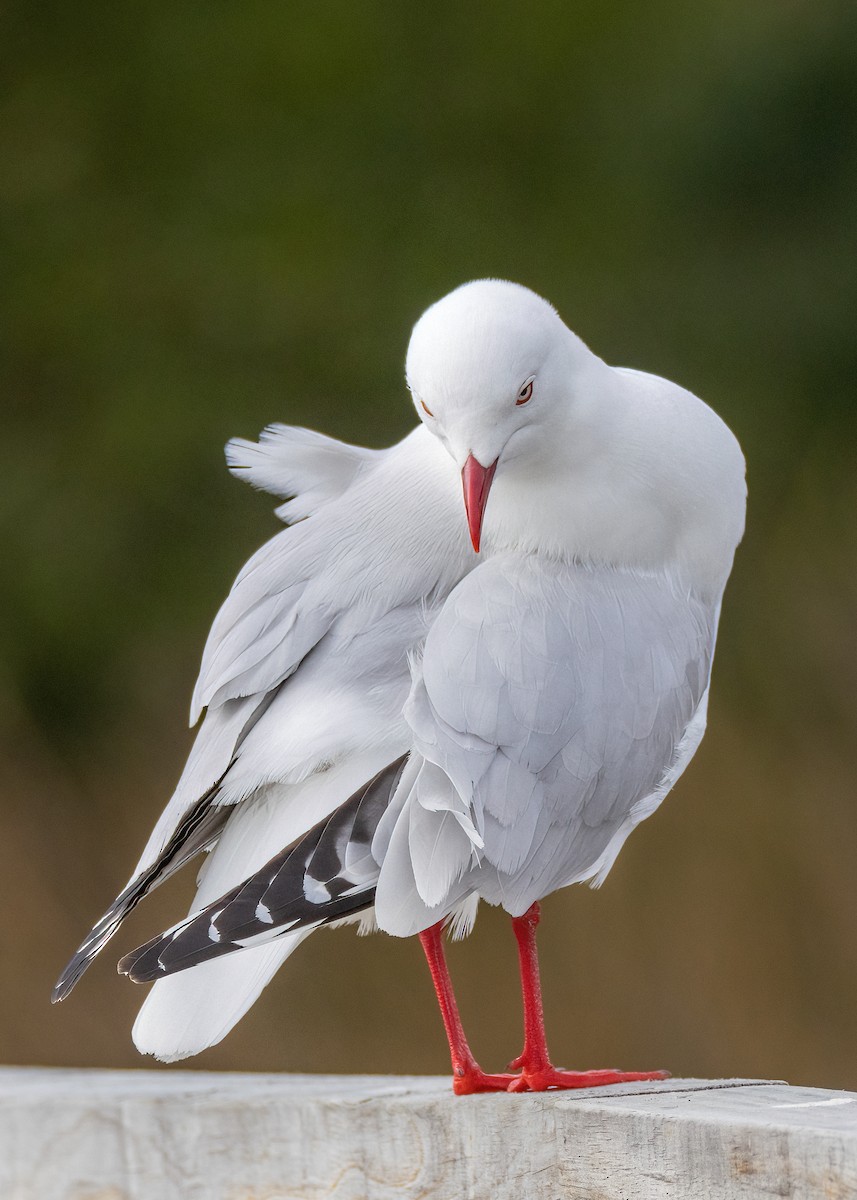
[54,425,469,1004]
[374,553,718,934]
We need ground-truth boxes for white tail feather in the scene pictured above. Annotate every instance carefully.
[132,933,308,1061]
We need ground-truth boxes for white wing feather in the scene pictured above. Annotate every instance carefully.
[225,424,379,524]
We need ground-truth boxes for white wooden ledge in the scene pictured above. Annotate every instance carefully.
[2,1069,856,1199]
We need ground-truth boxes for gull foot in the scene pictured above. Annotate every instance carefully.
[452,1067,519,1095]
[507,1067,670,1093]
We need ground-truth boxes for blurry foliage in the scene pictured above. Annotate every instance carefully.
[1,1,856,1085]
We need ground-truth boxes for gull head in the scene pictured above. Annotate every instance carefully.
[406,279,593,552]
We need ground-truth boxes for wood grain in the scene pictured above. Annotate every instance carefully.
[1,1070,855,1199]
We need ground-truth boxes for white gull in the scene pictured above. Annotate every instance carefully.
[54,280,745,1092]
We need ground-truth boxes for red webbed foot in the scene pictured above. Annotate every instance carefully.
[507,1066,670,1093]
[452,1065,519,1095]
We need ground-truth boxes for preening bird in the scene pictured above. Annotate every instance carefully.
[54,280,746,1093]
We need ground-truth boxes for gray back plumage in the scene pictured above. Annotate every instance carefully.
[374,554,716,933]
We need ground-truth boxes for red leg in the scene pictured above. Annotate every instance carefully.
[506,902,670,1093]
[419,921,516,1095]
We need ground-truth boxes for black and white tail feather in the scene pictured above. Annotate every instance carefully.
[118,756,408,984]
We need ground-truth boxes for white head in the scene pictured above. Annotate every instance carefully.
[406,279,596,551]
[405,279,746,594]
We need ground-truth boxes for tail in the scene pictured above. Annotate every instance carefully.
[131,933,311,1061]
[119,756,407,983]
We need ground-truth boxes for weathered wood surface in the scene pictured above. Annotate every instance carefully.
[2,1069,856,1199]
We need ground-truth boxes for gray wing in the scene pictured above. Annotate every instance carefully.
[374,553,717,934]
[191,427,375,723]
[55,425,469,998]
[148,422,467,879]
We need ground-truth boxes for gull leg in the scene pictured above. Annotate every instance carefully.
[419,921,517,1095]
[506,902,670,1093]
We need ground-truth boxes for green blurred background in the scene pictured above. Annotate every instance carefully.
[3,0,856,1088]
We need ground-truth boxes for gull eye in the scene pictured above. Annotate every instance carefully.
[421,400,434,417]
[516,378,534,406]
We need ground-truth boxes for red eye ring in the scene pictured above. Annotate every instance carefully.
[421,400,434,417]
[516,379,534,406]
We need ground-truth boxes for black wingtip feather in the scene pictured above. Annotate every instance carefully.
[119,755,409,985]
[52,884,141,1003]
[52,784,231,1002]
